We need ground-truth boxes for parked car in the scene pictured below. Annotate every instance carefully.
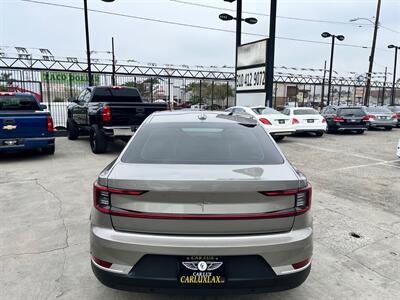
[281,107,327,137]
[387,106,400,127]
[226,106,295,141]
[67,86,167,153]
[0,92,55,154]
[91,111,313,294]
[321,106,367,134]
[362,106,397,130]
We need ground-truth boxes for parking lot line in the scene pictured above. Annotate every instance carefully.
[329,160,400,171]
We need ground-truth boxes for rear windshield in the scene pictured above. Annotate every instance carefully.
[91,87,142,102]
[122,122,284,165]
[338,108,365,117]
[365,107,392,114]
[252,107,280,115]
[293,109,319,115]
[0,96,40,111]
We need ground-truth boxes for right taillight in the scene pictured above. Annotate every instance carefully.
[259,118,272,125]
[322,118,327,123]
[292,118,300,124]
[102,106,111,122]
[260,184,312,216]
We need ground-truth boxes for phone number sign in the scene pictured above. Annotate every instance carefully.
[236,67,265,92]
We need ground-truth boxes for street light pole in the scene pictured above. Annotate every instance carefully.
[265,0,277,108]
[321,32,344,106]
[83,0,93,86]
[364,0,382,106]
[327,36,335,106]
[235,0,242,48]
[388,45,399,106]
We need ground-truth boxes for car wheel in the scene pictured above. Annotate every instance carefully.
[42,145,55,155]
[384,127,393,131]
[273,136,285,141]
[90,125,108,154]
[356,130,364,134]
[315,131,324,137]
[67,118,79,140]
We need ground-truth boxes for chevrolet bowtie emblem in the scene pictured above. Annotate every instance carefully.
[3,125,17,130]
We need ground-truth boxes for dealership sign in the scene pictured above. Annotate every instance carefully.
[41,72,100,85]
[236,39,268,106]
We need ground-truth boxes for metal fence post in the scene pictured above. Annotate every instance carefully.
[211,81,214,109]
[45,72,52,114]
[199,80,202,109]
[150,78,153,102]
[226,81,229,108]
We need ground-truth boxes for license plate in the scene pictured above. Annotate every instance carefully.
[113,128,133,136]
[350,119,356,122]
[3,139,18,146]
[307,119,314,123]
[379,116,387,120]
[178,256,225,285]
[278,120,285,124]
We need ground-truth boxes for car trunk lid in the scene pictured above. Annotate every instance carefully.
[102,162,303,235]
[0,111,50,139]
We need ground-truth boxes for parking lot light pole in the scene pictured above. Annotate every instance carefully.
[388,44,399,106]
[321,32,345,106]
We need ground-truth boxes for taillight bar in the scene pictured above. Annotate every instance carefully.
[102,106,111,122]
[47,117,54,133]
[93,183,311,219]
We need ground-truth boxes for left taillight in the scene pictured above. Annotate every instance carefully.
[102,106,111,122]
[260,184,312,216]
[292,118,300,125]
[47,117,54,132]
[93,183,147,214]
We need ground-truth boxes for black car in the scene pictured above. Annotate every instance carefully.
[387,106,400,127]
[67,86,167,153]
[321,106,367,134]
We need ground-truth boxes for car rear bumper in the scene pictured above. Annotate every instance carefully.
[294,124,327,132]
[0,136,54,152]
[91,259,311,295]
[368,120,397,127]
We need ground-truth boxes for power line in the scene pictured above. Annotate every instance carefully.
[171,0,400,35]
[20,0,386,51]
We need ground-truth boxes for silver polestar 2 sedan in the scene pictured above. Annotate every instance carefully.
[90,111,313,294]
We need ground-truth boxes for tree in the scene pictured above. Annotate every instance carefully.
[185,81,233,104]
[122,78,160,99]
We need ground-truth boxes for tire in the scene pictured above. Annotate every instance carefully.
[273,135,285,141]
[384,127,393,131]
[315,131,324,137]
[42,145,55,155]
[356,130,365,134]
[90,125,108,154]
[67,118,79,140]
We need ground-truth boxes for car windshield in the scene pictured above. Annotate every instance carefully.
[365,107,392,114]
[0,96,40,111]
[338,108,365,117]
[252,107,281,115]
[91,87,142,102]
[122,122,284,165]
[293,109,319,115]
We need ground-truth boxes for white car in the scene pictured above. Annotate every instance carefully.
[282,107,327,137]
[227,106,295,140]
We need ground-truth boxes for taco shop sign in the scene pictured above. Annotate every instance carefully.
[41,72,100,85]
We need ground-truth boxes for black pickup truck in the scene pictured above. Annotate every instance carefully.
[67,86,167,153]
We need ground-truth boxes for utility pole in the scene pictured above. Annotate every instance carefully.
[265,0,277,108]
[381,66,387,106]
[364,0,381,106]
[320,60,327,109]
[235,0,242,104]
[83,0,93,86]
[111,37,116,86]
[391,47,398,106]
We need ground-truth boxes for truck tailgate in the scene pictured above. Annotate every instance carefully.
[0,111,50,139]
[107,102,167,127]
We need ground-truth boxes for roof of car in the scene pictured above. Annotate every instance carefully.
[149,110,257,125]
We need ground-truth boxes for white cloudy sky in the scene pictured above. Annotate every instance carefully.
[1,0,399,77]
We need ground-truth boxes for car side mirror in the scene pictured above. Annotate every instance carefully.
[40,104,47,110]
